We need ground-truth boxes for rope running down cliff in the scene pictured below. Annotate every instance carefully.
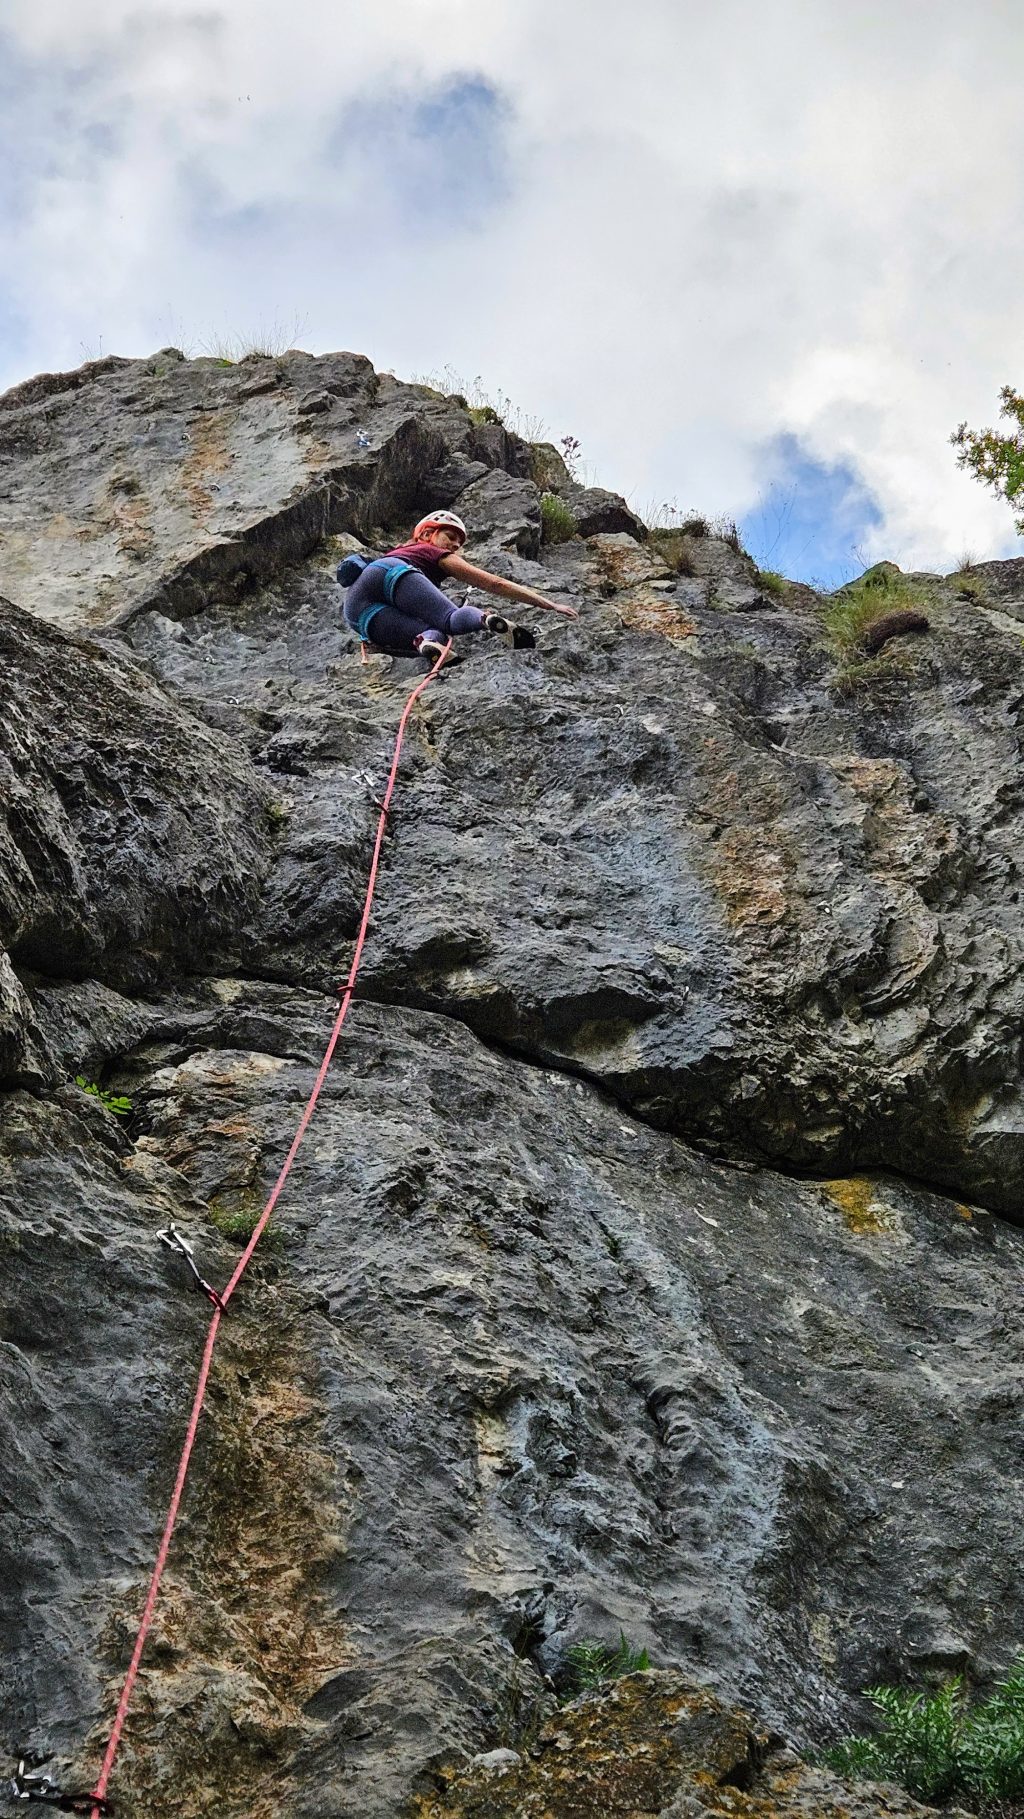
[87,640,453,1819]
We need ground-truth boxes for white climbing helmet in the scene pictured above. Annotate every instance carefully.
[413,510,467,544]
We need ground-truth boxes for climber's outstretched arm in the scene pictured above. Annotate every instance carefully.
[440,552,579,619]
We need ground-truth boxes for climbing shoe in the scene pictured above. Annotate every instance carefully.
[483,612,537,650]
[414,633,447,660]
[419,650,463,672]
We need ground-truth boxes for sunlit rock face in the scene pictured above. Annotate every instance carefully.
[2,349,1023,1816]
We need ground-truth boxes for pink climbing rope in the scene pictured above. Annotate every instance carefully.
[89,641,452,1817]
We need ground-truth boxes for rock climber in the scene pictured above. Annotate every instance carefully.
[338,510,578,665]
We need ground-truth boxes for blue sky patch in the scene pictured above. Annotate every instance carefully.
[328,73,512,233]
[739,434,885,590]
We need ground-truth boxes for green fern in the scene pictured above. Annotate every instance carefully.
[565,1632,651,1693]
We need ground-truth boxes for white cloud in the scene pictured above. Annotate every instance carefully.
[1,0,1022,573]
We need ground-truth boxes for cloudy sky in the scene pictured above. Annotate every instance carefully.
[1,0,1021,584]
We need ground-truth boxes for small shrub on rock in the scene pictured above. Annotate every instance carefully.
[952,386,1024,535]
[824,1658,1024,1807]
[541,492,577,545]
[75,1076,133,1118]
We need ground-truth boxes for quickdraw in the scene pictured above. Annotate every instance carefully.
[10,1762,112,1815]
[157,1224,226,1313]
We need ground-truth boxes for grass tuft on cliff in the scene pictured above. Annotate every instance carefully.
[824,564,931,658]
[953,571,989,602]
[757,567,787,597]
[825,1659,1024,1806]
[410,363,547,440]
[209,1192,285,1250]
[541,492,577,544]
[648,528,698,575]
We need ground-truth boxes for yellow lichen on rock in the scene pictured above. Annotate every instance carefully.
[99,1273,348,1819]
[823,1177,894,1234]
[617,592,698,642]
[411,1675,750,1819]
[410,1672,937,1819]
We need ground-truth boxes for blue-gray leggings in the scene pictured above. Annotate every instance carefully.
[343,563,485,653]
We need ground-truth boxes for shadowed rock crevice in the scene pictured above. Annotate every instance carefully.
[22,966,993,1228]
[0,592,275,1087]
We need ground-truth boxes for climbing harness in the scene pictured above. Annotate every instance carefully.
[335,554,417,643]
[74,641,452,1819]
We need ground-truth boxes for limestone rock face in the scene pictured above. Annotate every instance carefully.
[0,592,274,1080]
[457,468,542,558]
[110,503,1024,1215]
[2,349,1024,1817]
[558,479,648,539]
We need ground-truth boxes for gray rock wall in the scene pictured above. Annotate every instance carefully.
[1,349,1023,1816]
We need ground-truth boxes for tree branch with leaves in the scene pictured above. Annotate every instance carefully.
[952,386,1024,534]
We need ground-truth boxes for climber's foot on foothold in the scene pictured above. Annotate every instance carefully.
[483,612,536,649]
[414,632,447,659]
[414,634,462,672]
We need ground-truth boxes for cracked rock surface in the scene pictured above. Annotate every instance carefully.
[2,349,1023,1816]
